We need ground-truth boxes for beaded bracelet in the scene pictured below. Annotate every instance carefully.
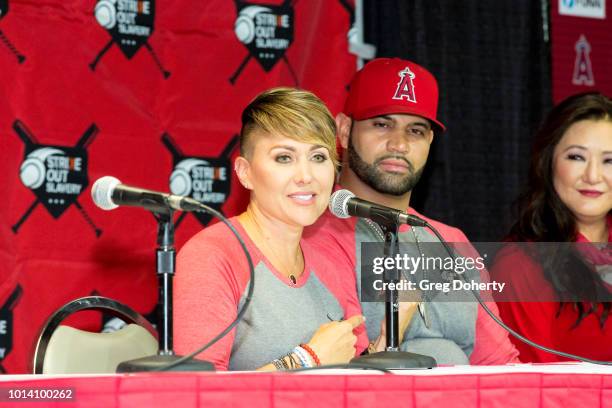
[299,343,321,366]
[280,355,289,369]
[292,346,312,368]
[272,358,285,371]
[285,352,299,369]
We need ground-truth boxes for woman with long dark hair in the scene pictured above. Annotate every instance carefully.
[491,92,611,362]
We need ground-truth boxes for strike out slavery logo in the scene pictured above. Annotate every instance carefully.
[0,0,26,64]
[13,120,102,236]
[162,133,238,228]
[91,0,170,78]
[230,0,297,84]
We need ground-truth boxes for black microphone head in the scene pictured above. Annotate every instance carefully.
[92,176,121,210]
[329,189,355,219]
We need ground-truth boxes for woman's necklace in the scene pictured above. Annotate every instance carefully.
[242,212,304,285]
[262,237,304,285]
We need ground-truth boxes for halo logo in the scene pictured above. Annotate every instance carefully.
[392,66,417,103]
[162,133,238,227]
[230,0,296,85]
[12,120,102,236]
[0,0,26,64]
[572,35,594,86]
[0,285,22,373]
[90,0,170,78]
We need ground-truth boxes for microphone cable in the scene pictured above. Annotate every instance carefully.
[157,204,387,373]
[420,220,612,366]
[155,202,255,371]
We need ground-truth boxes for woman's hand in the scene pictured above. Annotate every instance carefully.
[305,315,364,365]
[370,302,419,353]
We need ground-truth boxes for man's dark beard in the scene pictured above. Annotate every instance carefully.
[347,138,424,196]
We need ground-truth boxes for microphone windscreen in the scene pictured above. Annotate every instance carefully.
[91,176,121,210]
[329,189,354,218]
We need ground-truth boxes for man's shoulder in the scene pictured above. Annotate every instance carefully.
[408,208,470,242]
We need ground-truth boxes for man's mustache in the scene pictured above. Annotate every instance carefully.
[374,155,414,173]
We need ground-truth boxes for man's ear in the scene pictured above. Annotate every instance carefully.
[234,156,252,190]
[336,112,352,150]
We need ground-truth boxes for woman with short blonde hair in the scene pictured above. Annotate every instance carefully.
[174,87,366,370]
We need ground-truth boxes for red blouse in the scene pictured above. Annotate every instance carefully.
[490,217,611,363]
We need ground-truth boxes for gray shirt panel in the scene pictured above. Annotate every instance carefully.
[228,260,343,370]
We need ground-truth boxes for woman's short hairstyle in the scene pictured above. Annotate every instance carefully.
[239,87,339,168]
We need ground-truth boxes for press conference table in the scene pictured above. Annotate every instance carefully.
[0,364,610,407]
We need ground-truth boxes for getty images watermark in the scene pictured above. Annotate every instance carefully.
[360,242,611,302]
[371,252,506,294]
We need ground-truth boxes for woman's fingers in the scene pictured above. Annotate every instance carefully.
[344,314,365,329]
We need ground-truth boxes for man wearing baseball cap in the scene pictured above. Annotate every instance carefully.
[305,58,519,365]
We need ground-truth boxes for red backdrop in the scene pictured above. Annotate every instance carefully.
[551,0,612,102]
[0,0,356,373]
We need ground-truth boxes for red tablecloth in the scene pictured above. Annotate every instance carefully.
[0,369,610,408]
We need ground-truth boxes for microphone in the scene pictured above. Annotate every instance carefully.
[329,189,427,227]
[91,176,201,213]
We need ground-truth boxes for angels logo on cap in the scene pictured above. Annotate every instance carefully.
[344,58,445,132]
[392,66,416,103]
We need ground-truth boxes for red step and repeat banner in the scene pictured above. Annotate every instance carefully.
[0,0,357,373]
[551,0,612,102]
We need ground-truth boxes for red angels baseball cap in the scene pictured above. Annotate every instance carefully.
[343,58,445,131]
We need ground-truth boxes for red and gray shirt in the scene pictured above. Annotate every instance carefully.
[174,218,368,370]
